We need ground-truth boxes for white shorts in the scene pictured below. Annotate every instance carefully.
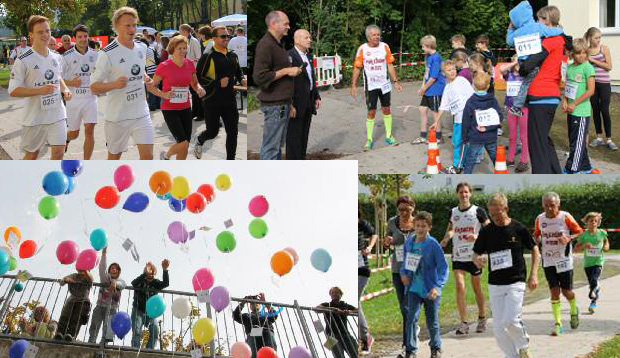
[20,119,67,153]
[66,99,98,131]
[105,115,154,154]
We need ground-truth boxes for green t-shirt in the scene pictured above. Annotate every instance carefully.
[565,61,595,117]
[577,229,607,267]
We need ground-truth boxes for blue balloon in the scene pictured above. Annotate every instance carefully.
[111,312,132,339]
[13,283,23,292]
[65,176,76,194]
[310,248,332,272]
[9,339,29,358]
[168,197,186,212]
[42,171,69,196]
[146,295,166,318]
[123,192,150,213]
[0,263,9,276]
[90,228,108,251]
[0,250,10,268]
[157,193,171,200]
[61,160,83,177]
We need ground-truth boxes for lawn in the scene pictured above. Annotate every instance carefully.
[587,334,620,358]
[0,68,9,88]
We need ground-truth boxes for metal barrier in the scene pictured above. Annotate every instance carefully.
[313,55,343,87]
[0,274,359,358]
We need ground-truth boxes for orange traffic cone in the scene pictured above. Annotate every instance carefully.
[426,151,439,174]
[428,129,441,171]
[591,168,601,174]
[494,145,508,174]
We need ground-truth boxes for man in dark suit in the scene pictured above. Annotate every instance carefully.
[286,29,321,160]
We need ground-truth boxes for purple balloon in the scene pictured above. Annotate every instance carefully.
[289,346,312,358]
[210,286,230,312]
[167,221,188,244]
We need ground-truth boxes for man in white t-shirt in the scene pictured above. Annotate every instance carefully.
[62,24,99,159]
[228,28,247,74]
[9,15,72,160]
[10,37,30,65]
[90,6,155,160]
[180,23,204,121]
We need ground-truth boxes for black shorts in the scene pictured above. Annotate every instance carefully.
[420,95,441,111]
[162,108,193,143]
[365,88,391,110]
[543,266,573,290]
[452,260,482,276]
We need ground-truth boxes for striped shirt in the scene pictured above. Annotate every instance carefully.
[590,50,611,83]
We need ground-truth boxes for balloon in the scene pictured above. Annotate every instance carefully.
[8,256,17,271]
[0,263,9,276]
[186,192,207,214]
[197,184,216,203]
[42,171,69,196]
[216,231,236,253]
[114,164,134,192]
[65,176,76,194]
[61,160,83,177]
[56,240,79,265]
[231,342,252,358]
[38,196,59,219]
[257,346,278,358]
[89,229,108,251]
[13,283,23,292]
[123,192,149,213]
[192,268,215,292]
[215,174,231,191]
[171,176,191,200]
[0,246,12,258]
[95,186,120,209]
[167,221,189,244]
[249,219,268,239]
[0,249,10,268]
[283,247,299,265]
[76,249,98,271]
[149,171,173,195]
[157,193,171,200]
[249,195,269,217]
[171,297,192,319]
[271,251,294,277]
[4,227,21,249]
[168,197,186,212]
[210,286,230,312]
[19,240,37,259]
[146,295,166,318]
[192,317,216,345]
[111,312,132,339]
[311,248,332,272]
[289,346,311,358]
[8,339,29,358]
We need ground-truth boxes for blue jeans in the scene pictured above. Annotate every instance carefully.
[131,308,159,349]
[463,140,497,174]
[260,103,290,160]
[512,67,538,110]
[392,273,407,347]
[405,291,441,353]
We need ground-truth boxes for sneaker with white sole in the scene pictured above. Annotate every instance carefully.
[476,317,487,333]
[608,140,619,150]
[590,137,605,147]
[455,321,469,335]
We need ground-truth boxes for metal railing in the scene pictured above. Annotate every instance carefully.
[0,274,358,358]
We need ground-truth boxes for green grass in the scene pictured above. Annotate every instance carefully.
[248,90,259,112]
[0,68,9,89]
[588,334,620,358]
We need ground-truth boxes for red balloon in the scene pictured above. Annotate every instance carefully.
[187,192,207,214]
[257,347,278,358]
[19,240,37,259]
[96,186,120,209]
[197,184,215,203]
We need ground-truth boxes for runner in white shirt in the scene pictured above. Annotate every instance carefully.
[90,6,155,160]
[228,28,247,72]
[62,24,99,159]
[8,15,72,160]
[10,37,30,65]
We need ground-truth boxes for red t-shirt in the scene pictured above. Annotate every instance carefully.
[528,36,565,99]
[155,58,196,110]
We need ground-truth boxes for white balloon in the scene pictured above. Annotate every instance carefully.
[172,297,192,319]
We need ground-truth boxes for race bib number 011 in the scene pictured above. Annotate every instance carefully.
[490,249,512,271]
[564,81,578,100]
[475,108,500,127]
[515,33,542,57]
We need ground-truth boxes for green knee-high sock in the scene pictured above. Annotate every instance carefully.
[551,300,562,326]
[383,114,393,138]
[366,119,375,141]
[568,297,578,315]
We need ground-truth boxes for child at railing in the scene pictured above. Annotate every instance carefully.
[54,269,94,341]
[19,306,57,339]
[131,259,170,349]
[88,247,126,344]
[233,293,278,358]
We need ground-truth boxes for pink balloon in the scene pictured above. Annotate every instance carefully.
[289,346,312,358]
[56,241,79,265]
[249,195,269,217]
[76,249,98,271]
[114,165,134,192]
[192,268,215,292]
[283,247,299,265]
[231,342,252,358]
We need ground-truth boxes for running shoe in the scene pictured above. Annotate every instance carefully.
[608,141,619,150]
[570,308,579,329]
[551,323,563,336]
[364,139,374,150]
[430,348,442,358]
[476,317,487,333]
[590,137,605,147]
[411,137,427,144]
[455,321,469,335]
[515,162,530,173]
[385,136,397,145]
[588,301,597,314]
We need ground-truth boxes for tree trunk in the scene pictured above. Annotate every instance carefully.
[399,0,406,77]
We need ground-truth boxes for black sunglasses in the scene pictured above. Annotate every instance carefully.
[217,35,231,39]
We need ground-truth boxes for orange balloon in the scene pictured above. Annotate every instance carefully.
[19,240,37,259]
[149,171,173,195]
[4,227,22,249]
[270,251,294,277]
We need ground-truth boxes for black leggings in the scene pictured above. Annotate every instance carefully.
[591,82,612,138]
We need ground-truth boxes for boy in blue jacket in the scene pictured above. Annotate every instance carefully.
[400,211,448,358]
[506,0,564,116]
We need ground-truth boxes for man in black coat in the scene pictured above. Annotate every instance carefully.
[286,29,321,160]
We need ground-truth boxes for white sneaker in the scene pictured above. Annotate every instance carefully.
[193,138,203,159]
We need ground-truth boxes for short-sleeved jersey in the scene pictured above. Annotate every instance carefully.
[62,47,99,101]
[353,42,394,91]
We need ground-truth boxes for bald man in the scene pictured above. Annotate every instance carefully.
[48,37,58,52]
[253,10,302,160]
[285,29,320,160]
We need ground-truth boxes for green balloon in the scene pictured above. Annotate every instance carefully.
[216,231,236,253]
[38,196,60,220]
[8,257,16,271]
[249,219,268,239]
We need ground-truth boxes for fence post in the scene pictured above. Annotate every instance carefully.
[294,300,318,358]
[206,302,215,357]
[0,278,17,324]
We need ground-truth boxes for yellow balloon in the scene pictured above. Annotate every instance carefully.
[215,174,231,191]
[171,176,191,200]
[193,317,216,345]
